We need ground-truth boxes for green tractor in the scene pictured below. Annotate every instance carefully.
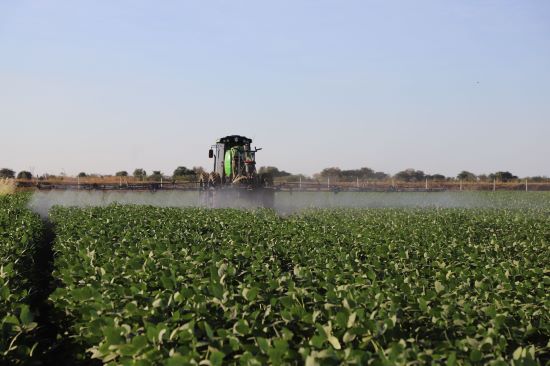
[204,135,265,187]
[200,135,274,208]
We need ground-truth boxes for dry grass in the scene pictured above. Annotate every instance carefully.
[0,178,16,195]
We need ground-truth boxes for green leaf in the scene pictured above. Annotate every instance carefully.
[204,321,214,340]
[446,352,456,366]
[103,326,124,345]
[233,319,250,335]
[160,275,173,290]
[310,335,325,348]
[4,315,20,325]
[470,349,482,362]
[210,350,225,366]
[257,337,269,353]
[418,297,428,312]
[243,287,259,301]
[132,335,148,349]
[19,305,33,325]
[166,355,187,366]
[210,283,223,299]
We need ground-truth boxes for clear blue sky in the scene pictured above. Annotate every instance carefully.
[1,0,549,177]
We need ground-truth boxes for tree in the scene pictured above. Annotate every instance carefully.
[133,169,147,179]
[149,171,163,182]
[193,166,205,175]
[428,174,446,181]
[17,171,33,180]
[77,172,87,178]
[342,167,389,180]
[38,174,53,181]
[457,171,477,181]
[173,166,195,178]
[317,167,342,179]
[115,171,128,177]
[317,167,388,181]
[0,168,15,179]
[285,174,308,183]
[341,167,374,179]
[527,176,549,182]
[372,171,389,180]
[258,166,291,177]
[489,171,518,182]
[394,169,425,182]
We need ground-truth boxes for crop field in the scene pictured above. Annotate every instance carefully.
[1,193,549,365]
[0,194,43,362]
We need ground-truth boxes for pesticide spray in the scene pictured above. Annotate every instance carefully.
[27,190,541,218]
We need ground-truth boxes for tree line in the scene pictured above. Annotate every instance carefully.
[0,167,204,182]
[260,166,548,183]
[1,166,548,183]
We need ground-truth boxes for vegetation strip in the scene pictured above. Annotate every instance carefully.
[0,194,43,363]
[2,194,549,364]
[47,205,548,365]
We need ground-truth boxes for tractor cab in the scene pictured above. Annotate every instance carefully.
[208,135,262,185]
[201,135,274,208]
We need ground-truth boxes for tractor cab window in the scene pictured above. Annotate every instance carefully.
[243,144,254,162]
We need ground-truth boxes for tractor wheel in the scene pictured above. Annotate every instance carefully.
[209,172,221,187]
[199,172,209,188]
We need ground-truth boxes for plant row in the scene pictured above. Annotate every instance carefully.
[49,205,549,365]
[0,194,43,363]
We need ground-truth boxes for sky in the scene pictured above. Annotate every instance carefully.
[1,0,549,177]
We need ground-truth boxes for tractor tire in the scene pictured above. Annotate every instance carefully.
[199,172,209,189]
[209,172,221,187]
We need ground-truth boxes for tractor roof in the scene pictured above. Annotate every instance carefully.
[217,135,252,145]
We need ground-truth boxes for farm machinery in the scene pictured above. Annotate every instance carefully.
[199,135,275,208]
[21,135,275,207]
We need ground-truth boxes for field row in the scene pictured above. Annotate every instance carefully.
[0,194,43,362]
[48,205,549,365]
[1,194,548,365]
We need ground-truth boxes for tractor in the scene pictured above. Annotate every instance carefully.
[199,135,274,208]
